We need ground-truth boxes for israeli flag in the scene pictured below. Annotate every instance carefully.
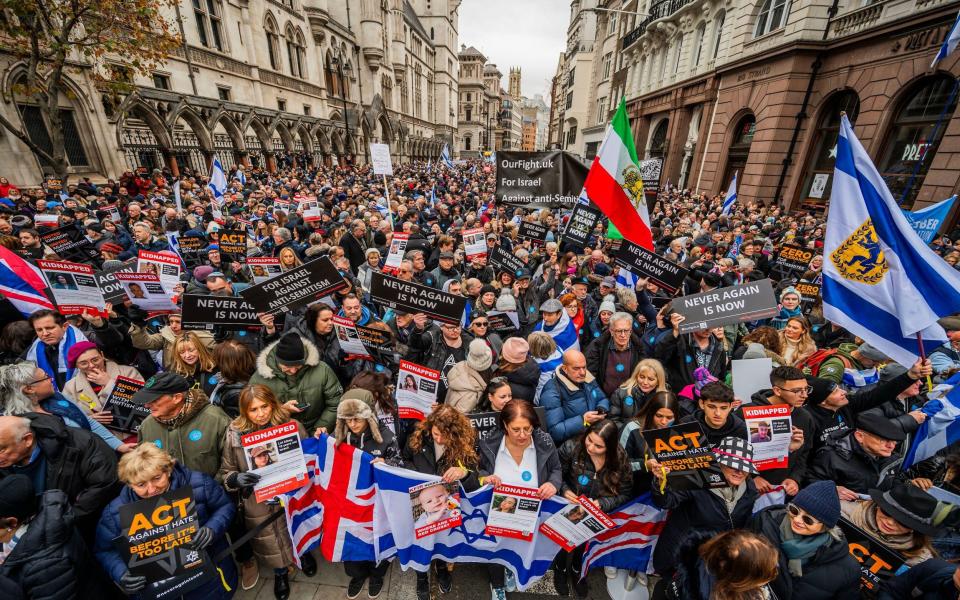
[902,195,957,244]
[903,381,960,469]
[932,11,960,67]
[429,185,438,208]
[615,266,638,290]
[441,144,454,169]
[207,157,227,201]
[721,171,738,216]
[235,169,246,185]
[427,158,432,173]
[486,151,496,165]
[372,463,564,590]
[822,115,960,367]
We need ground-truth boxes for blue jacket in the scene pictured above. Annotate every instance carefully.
[94,464,237,599]
[539,367,610,444]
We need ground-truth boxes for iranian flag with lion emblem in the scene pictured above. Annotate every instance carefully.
[583,99,654,250]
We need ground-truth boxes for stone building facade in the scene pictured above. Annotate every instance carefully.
[1,0,460,184]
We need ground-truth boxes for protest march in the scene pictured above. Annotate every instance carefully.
[6,53,960,600]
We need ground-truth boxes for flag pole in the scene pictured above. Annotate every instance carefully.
[916,332,934,392]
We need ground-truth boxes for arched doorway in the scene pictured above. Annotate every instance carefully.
[877,75,960,208]
[211,117,244,169]
[722,114,755,193]
[796,90,860,212]
[244,120,269,169]
[170,111,209,175]
[648,118,669,160]
[119,102,171,172]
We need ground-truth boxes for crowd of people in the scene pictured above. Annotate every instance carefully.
[0,158,959,600]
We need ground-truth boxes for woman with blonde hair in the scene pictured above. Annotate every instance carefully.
[779,316,817,366]
[609,358,668,427]
[170,331,220,396]
[219,384,312,598]
[278,246,302,271]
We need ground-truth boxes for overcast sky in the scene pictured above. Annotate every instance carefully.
[458,0,569,104]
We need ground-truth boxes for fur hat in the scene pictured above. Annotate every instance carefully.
[334,397,382,444]
[467,338,493,371]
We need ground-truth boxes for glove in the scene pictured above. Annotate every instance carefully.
[227,471,261,489]
[118,571,147,594]
[191,526,214,550]
[127,305,149,327]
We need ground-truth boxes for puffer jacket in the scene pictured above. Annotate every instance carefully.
[128,323,215,369]
[137,399,231,478]
[497,357,541,402]
[445,361,490,413]
[608,386,659,428]
[0,490,103,600]
[539,367,610,444]
[558,437,632,513]
[94,464,237,600]
[749,505,860,600]
[219,420,307,568]
[249,335,344,432]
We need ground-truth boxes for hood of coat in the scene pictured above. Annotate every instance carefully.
[0,489,74,567]
[23,413,69,458]
[554,365,595,391]
[256,334,321,379]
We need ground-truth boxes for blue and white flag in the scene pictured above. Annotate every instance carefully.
[902,195,957,244]
[234,169,246,185]
[727,234,744,259]
[429,185,437,208]
[207,157,227,201]
[426,158,432,173]
[581,495,666,576]
[903,381,960,469]
[441,144,454,169]
[822,115,960,367]
[486,151,496,165]
[533,308,580,352]
[615,266,638,290]
[373,463,564,590]
[721,171,738,216]
[932,11,960,67]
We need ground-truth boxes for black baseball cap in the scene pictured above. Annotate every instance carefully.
[130,372,191,405]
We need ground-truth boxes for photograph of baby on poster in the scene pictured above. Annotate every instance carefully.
[409,481,462,539]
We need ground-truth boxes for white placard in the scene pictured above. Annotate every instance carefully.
[114,272,178,311]
[38,260,106,316]
[463,228,488,262]
[396,360,440,420]
[241,421,309,503]
[484,485,542,541]
[333,315,371,358]
[137,250,182,291]
[809,173,829,199]
[370,143,394,176]
[383,232,409,276]
[731,358,773,405]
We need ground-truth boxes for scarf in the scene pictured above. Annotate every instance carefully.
[846,501,932,565]
[155,390,207,429]
[778,515,831,577]
[26,324,87,392]
[710,482,747,514]
[535,309,580,352]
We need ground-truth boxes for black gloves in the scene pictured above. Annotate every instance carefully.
[118,571,147,594]
[227,471,261,489]
[127,305,149,326]
[191,526,214,550]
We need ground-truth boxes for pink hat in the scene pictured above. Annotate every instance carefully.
[500,337,529,364]
[66,341,99,368]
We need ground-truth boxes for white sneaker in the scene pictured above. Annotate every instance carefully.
[604,566,618,579]
[490,586,507,600]
[504,569,517,592]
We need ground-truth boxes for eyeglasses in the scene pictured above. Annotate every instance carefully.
[472,322,489,328]
[787,503,820,527]
[778,385,813,396]
[27,375,51,386]
[611,329,631,335]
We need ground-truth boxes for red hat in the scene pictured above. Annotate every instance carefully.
[66,341,99,368]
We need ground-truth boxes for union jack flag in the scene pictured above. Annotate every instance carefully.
[284,434,377,565]
[0,245,54,316]
[581,495,667,576]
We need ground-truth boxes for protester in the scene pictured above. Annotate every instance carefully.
[539,349,610,444]
[128,312,215,370]
[61,341,144,421]
[584,312,644,398]
[170,331,220,396]
[608,358,668,427]
[208,339,257,418]
[493,336,540,402]
[779,316,818,367]
[620,391,680,496]
[445,338,494,413]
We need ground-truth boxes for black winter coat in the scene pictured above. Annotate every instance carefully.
[584,331,645,396]
[750,506,861,600]
[0,490,103,600]
[403,429,480,492]
[477,429,562,492]
[651,480,758,575]
[807,430,902,493]
[879,557,958,600]
[499,358,541,403]
[343,427,403,466]
[558,438,632,513]
[680,410,748,446]
[608,386,658,428]
[653,332,728,392]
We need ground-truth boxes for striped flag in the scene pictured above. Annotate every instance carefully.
[441,144,454,169]
[721,171,738,216]
[903,376,960,469]
[583,98,653,250]
[207,157,227,201]
[581,495,666,576]
[0,245,54,316]
[932,11,960,67]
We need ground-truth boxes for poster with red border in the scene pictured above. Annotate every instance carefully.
[241,421,309,503]
[38,260,106,316]
[539,495,615,552]
[742,404,792,471]
[396,360,440,420]
[484,485,542,541]
[463,228,488,262]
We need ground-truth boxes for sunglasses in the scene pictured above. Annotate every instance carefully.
[787,503,820,527]
[472,322,489,328]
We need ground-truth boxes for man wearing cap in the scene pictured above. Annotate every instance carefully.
[930,316,960,381]
[570,276,599,324]
[818,341,887,390]
[430,251,461,290]
[533,298,580,354]
[134,372,232,478]
[511,268,541,332]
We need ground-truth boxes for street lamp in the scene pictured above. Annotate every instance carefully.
[330,48,353,164]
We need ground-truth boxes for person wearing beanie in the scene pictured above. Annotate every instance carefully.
[750,480,860,600]
[478,284,498,312]
[445,339,494,413]
[493,336,540,402]
[249,332,344,433]
[494,287,517,313]
[770,286,803,330]
[804,357,933,453]
[0,474,104,598]
[466,310,504,358]
[60,342,145,435]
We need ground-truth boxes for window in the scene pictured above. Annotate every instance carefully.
[693,22,706,67]
[878,76,959,208]
[602,52,612,80]
[303,104,311,116]
[585,141,599,159]
[277,99,287,111]
[567,68,575,88]
[465,135,472,151]
[414,65,423,119]
[674,34,684,72]
[217,87,231,101]
[565,92,573,110]
[17,105,90,167]
[152,74,171,90]
[286,26,306,79]
[797,91,860,211]
[400,75,409,113]
[466,107,472,121]
[608,12,617,35]
[566,125,577,147]
[596,97,607,124]
[649,119,669,159]
[466,92,472,101]
[722,114,756,192]
[658,47,667,82]
[324,51,342,97]
[265,15,280,71]
[754,0,789,37]
[713,11,726,59]
[193,0,224,51]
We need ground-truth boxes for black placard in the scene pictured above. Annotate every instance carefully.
[41,226,101,265]
[837,518,908,598]
[369,272,467,325]
[239,257,348,317]
[496,151,589,209]
[181,295,262,330]
[217,230,247,264]
[94,259,139,306]
[103,376,149,433]
[518,221,548,248]
[488,312,519,336]
[489,245,525,276]
[674,278,779,333]
[773,245,815,274]
[642,422,725,490]
[614,241,689,294]
[794,281,821,315]
[176,236,207,269]
[561,203,602,248]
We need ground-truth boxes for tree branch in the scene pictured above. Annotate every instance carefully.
[0,110,56,166]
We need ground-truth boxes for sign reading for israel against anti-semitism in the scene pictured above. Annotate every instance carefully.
[614,240,689,294]
[239,257,348,316]
[181,295,262,330]
[114,487,215,600]
[41,226,101,265]
[488,245,525,276]
[642,421,725,490]
[674,278,779,333]
[496,151,589,209]
[561,203,602,248]
[370,272,468,325]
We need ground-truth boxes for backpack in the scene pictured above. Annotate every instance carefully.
[798,348,852,377]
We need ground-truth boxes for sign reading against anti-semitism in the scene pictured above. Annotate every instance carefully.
[41,226,101,265]
[488,245,525,277]
[614,241,689,294]
[239,257,348,317]
[95,258,138,304]
[518,221,548,248]
[496,151,589,208]
[561,203,602,248]
[103,376,149,433]
[181,295,261,331]
[114,487,215,599]
[369,272,467,325]
[642,422,725,490]
[217,230,247,264]
[674,278,779,333]
[838,518,908,598]
[773,245,815,274]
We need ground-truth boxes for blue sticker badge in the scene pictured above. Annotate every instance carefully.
[593,331,600,338]
[521,471,533,482]
[625,396,634,406]
[516,270,522,277]
[154,439,163,448]
[375,364,384,372]
[591,389,597,398]
[188,430,203,442]
[529,306,536,313]
[58,400,68,407]
[578,474,590,486]
[648,336,656,344]
[685,355,693,364]
[238,330,247,337]
[615,364,625,372]
[209,375,218,385]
